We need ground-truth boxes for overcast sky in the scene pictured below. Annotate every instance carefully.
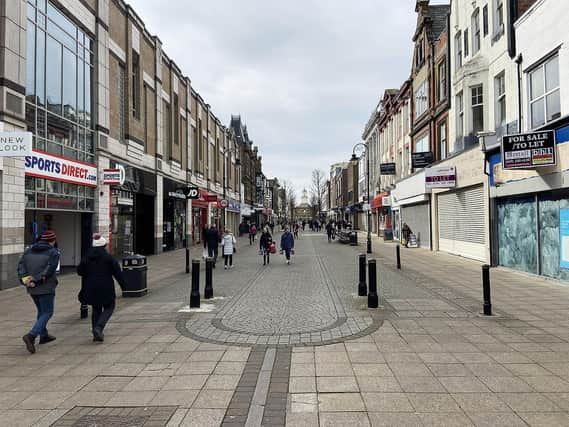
[132,0,447,195]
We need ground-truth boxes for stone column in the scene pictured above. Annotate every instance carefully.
[0,0,27,289]
[155,174,163,254]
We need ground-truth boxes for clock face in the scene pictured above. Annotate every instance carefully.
[353,144,366,158]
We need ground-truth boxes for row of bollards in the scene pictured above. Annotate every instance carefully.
[189,257,215,308]
[357,247,493,316]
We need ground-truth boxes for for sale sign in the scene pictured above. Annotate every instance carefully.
[502,130,556,170]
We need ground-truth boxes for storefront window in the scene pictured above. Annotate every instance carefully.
[497,197,537,274]
[539,197,569,281]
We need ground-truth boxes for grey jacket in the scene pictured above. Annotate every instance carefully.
[17,241,60,295]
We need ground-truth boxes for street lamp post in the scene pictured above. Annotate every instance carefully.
[351,142,372,254]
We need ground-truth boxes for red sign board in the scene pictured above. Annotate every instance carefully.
[204,194,218,202]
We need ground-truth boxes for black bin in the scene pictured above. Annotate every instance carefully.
[349,231,358,246]
[122,254,148,297]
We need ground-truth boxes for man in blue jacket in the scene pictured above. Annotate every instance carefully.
[280,227,295,265]
[17,230,60,354]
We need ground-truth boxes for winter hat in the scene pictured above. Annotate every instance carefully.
[92,233,107,247]
[40,230,57,242]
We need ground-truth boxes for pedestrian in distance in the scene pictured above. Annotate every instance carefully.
[259,227,273,266]
[293,223,299,239]
[326,221,333,242]
[77,233,126,343]
[249,223,257,245]
[205,223,220,267]
[280,227,295,265]
[221,228,237,269]
[18,230,60,354]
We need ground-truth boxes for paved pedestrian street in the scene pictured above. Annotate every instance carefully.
[4,232,569,426]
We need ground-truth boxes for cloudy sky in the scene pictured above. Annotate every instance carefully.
[132,0,446,195]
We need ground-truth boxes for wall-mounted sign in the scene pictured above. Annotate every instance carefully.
[380,163,396,175]
[0,132,32,156]
[204,194,218,202]
[168,191,186,200]
[102,165,125,185]
[25,150,97,187]
[412,151,433,168]
[219,199,229,208]
[502,130,556,169]
[425,166,457,189]
[183,186,200,199]
[382,196,392,206]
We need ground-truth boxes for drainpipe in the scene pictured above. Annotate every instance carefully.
[515,54,523,132]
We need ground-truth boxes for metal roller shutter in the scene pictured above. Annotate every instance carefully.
[401,202,430,248]
[438,185,486,260]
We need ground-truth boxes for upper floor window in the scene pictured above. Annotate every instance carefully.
[495,72,506,129]
[415,134,429,153]
[529,55,561,128]
[483,5,489,36]
[438,121,447,160]
[464,28,469,57]
[416,38,425,68]
[472,9,480,54]
[132,51,140,118]
[493,0,504,40]
[456,91,464,141]
[415,80,428,118]
[437,60,446,103]
[455,31,463,70]
[471,85,484,134]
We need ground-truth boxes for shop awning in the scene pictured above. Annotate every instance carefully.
[371,192,389,212]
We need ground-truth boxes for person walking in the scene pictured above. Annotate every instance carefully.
[77,233,126,342]
[326,221,333,242]
[249,223,257,245]
[205,224,220,267]
[221,228,236,269]
[17,230,60,354]
[280,227,295,265]
[259,227,273,266]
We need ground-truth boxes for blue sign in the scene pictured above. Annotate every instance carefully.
[560,209,569,269]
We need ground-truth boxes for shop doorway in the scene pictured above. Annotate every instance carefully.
[134,194,155,255]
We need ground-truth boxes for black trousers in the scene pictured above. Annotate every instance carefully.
[91,301,115,332]
[224,254,233,266]
[263,249,270,264]
[207,245,218,264]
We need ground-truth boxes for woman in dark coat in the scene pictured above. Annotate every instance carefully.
[259,227,273,266]
[77,233,126,342]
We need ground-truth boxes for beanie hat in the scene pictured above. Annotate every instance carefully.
[92,233,107,247]
[40,230,56,242]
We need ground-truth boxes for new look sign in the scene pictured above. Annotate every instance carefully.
[0,132,32,156]
[25,150,97,187]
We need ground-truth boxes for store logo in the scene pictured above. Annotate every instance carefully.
[0,132,32,157]
[25,150,97,187]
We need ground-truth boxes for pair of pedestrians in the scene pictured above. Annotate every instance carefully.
[18,231,125,354]
[204,224,237,269]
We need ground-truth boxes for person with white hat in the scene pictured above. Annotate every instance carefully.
[77,233,126,342]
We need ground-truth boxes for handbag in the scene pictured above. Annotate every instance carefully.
[269,242,277,254]
[233,247,236,253]
[202,249,208,260]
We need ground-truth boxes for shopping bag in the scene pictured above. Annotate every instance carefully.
[202,250,208,260]
[269,242,277,254]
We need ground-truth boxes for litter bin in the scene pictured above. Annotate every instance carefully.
[349,231,358,246]
[122,254,148,297]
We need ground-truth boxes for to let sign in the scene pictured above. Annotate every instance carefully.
[380,163,396,175]
[425,166,456,189]
[502,130,556,170]
[0,132,32,156]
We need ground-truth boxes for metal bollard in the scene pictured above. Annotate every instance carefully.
[80,304,88,319]
[190,259,200,308]
[205,257,214,299]
[482,264,492,316]
[185,245,190,274]
[368,259,378,308]
[396,244,401,270]
[358,254,367,296]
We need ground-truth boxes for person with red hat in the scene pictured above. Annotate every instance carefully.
[17,229,60,354]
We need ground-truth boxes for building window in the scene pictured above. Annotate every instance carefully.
[416,38,425,68]
[173,94,179,146]
[192,125,198,171]
[493,0,504,40]
[483,5,489,36]
[464,28,469,57]
[455,31,463,70]
[456,91,464,142]
[415,134,429,153]
[132,51,140,118]
[437,60,446,103]
[414,80,428,118]
[144,85,148,152]
[438,121,447,160]
[495,72,506,129]
[471,85,484,134]
[472,9,480,54]
[164,101,171,158]
[119,64,126,143]
[529,55,561,128]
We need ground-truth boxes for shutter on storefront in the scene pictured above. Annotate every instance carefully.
[401,202,430,248]
[438,185,486,261]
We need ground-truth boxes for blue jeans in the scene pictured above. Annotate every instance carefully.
[29,294,55,338]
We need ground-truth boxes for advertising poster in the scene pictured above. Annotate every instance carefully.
[560,209,569,269]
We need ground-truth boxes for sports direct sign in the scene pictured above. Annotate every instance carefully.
[25,150,97,187]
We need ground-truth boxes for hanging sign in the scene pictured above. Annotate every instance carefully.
[502,130,556,170]
[425,166,456,189]
[0,132,33,156]
[412,151,433,168]
[380,163,396,175]
[102,165,125,186]
[25,150,97,187]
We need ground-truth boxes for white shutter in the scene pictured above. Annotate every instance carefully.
[439,185,485,244]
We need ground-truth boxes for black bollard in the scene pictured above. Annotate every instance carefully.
[368,259,378,308]
[80,304,88,319]
[185,245,190,274]
[396,244,401,270]
[190,259,200,308]
[358,254,367,296]
[205,257,214,299]
[482,264,492,316]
